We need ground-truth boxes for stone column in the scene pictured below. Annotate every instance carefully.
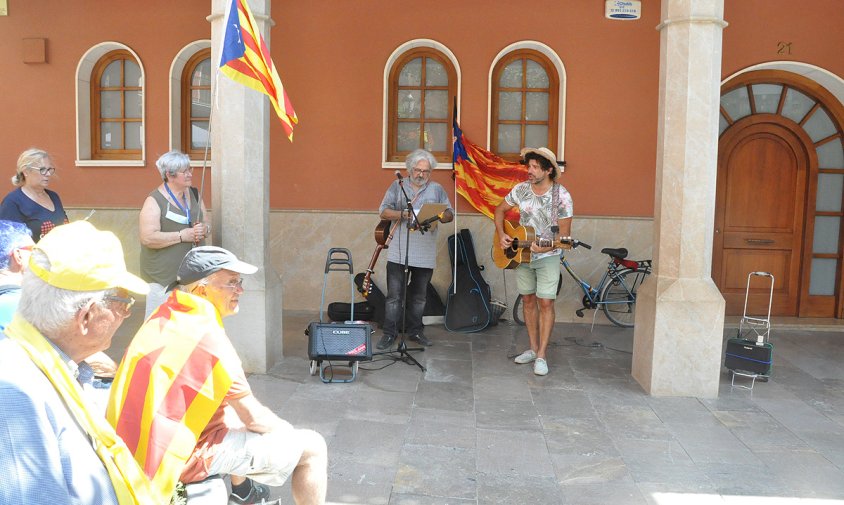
[209,0,283,372]
[632,0,727,397]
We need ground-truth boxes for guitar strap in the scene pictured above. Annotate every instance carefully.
[550,182,559,236]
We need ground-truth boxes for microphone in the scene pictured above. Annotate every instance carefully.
[395,170,403,180]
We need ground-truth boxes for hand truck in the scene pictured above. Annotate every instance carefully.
[724,271,775,390]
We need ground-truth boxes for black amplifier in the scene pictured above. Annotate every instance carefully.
[307,322,372,362]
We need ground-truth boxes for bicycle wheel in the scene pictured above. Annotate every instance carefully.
[513,294,525,325]
[600,268,650,327]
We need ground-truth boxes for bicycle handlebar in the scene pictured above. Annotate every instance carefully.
[561,237,592,250]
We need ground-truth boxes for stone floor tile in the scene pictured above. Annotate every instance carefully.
[393,444,477,499]
[560,481,649,505]
[423,357,474,383]
[473,374,533,401]
[476,428,555,478]
[474,398,540,431]
[330,419,407,466]
[346,389,416,424]
[414,380,475,412]
[476,473,566,505]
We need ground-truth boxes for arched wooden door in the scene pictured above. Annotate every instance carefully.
[714,70,844,318]
[714,117,809,316]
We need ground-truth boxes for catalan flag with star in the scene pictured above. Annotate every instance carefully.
[453,116,527,220]
[220,0,298,141]
[106,290,236,503]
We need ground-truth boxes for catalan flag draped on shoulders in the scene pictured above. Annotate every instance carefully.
[453,117,527,219]
[106,290,239,503]
[220,0,298,141]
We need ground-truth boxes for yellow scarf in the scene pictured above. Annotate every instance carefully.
[5,315,155,504]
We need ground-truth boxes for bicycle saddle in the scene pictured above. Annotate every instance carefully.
[601,247,628,259]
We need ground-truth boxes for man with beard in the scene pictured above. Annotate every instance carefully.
[494,147,573,376]
[376,149,453,349]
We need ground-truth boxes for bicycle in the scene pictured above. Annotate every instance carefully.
[512,240,652,328]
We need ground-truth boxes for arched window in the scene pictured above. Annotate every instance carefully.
[387,47,457,164]
[491,49,559,160]
[181,48,212,159]
[90,50,142,160]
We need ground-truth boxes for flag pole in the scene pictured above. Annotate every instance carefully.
[451,98,458,294]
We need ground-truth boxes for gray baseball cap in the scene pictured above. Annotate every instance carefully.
[177,246,258,285]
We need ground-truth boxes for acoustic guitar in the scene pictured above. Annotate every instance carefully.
[492,220,571,269]
[360,219,396,297]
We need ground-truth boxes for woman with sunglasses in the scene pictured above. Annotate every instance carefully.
[0,148,69,242]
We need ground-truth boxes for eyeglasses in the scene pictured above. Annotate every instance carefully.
[28,166,56,176]
[177,167,194,175]
[219,278,244,290]
[104,294,136,315]
[412,168,431,175]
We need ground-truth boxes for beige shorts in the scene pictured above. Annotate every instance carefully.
[516,255,561,299]
[206,422,305,487]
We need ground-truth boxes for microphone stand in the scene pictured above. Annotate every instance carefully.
[373,174,425,372]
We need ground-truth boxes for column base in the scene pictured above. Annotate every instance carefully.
[224,268,284,373]
[632,275,725,398]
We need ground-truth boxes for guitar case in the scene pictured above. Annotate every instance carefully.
[354,272,444,330]
[445,229,494,332]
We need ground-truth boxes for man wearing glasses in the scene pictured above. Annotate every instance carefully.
[0,221,154,504]
[108,246,328,505]
[376,149,453,350]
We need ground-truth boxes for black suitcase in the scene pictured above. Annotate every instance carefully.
[327,301,376,322]
[724,339,773,375]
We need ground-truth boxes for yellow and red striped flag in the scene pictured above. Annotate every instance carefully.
[106,290,235,503]
[220,0,298,141]
[453,117,526,220]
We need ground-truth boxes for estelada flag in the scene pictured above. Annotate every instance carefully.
[106,290,235,503]
[453,117,527,220]
[220,0,298,141]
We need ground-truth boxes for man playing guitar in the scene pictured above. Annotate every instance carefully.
[376,149,453,350]
[493,147,573,376]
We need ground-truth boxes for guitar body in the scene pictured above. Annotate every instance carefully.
[492,221,571,269]
[374,219,391,245]
[492,221,536,269]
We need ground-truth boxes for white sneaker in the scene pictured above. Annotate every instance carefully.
[514,349,537,364]
[533,358,548,376]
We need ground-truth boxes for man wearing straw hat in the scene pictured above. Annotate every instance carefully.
[494,147,573,376]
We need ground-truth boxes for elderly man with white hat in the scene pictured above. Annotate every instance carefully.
[0,221,155,504]
[494,147,573,376]
[108,246,327,505]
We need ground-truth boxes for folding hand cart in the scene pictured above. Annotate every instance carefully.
[724,271,775,390]
[307,248,372,383]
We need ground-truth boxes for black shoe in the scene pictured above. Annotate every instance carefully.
[376,334,396,350]
[410,334,432,346]
[228,480,271,504]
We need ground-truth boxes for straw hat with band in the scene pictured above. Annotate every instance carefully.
[520,147,563,179]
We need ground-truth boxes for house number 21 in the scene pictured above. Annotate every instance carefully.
[777,42,792,55]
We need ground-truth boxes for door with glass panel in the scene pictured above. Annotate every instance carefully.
[715,71,844,317]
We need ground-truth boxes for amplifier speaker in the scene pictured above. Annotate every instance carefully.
[308,322,372,362]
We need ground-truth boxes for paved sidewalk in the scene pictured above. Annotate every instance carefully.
[258,314,844,504]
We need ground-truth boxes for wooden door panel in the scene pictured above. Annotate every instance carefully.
[723,136,798,232]
[714,118,807,316]
[722,249,791,315]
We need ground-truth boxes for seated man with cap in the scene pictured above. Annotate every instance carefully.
[107,246,328,505]
[0,221,154,504]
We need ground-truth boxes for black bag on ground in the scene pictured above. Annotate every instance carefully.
[354,272,443,329]
[445,229,494,332]
[327,301,376,322]
[724,338,773,375]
